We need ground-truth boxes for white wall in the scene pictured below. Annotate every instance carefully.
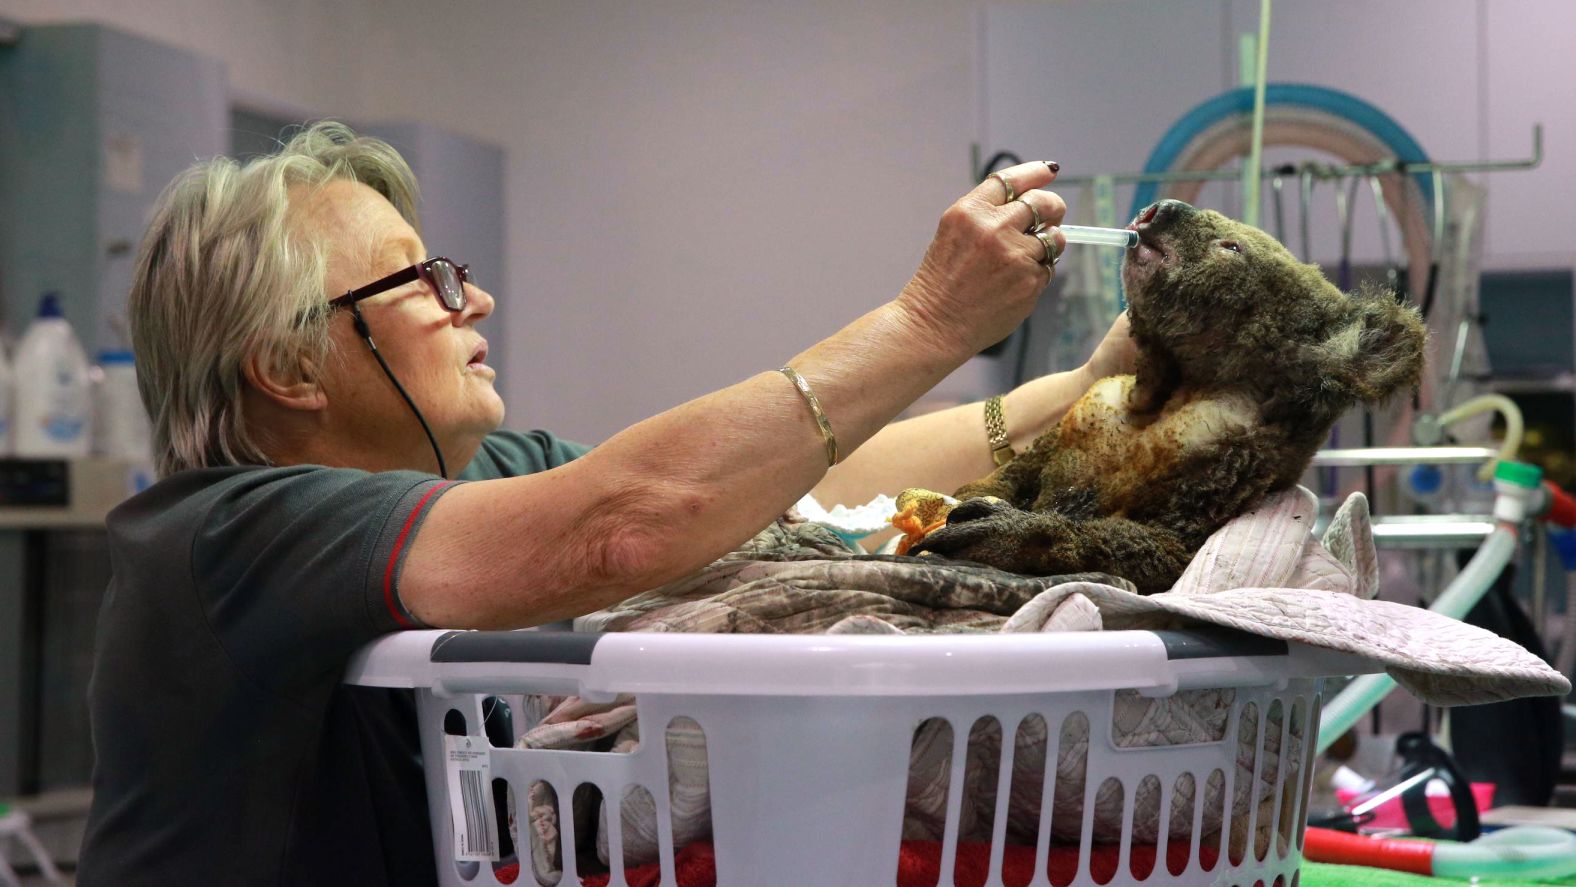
[2,0,1571,445]
[349,0,986,443]
[1,0,986,444]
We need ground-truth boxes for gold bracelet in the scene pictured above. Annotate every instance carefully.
[778,367,839,467]
[985,394,1016,467]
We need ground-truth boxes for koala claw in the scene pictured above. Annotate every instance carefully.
[911,501,1070,576]
[944,496,1016,525]
[908,520,994,561]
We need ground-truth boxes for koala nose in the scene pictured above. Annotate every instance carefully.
[1136,199,1196,231]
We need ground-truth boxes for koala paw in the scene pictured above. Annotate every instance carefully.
[909,497,1056,574]
[893,488,959,527]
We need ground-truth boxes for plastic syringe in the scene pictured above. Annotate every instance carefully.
[1059,225,1138,249]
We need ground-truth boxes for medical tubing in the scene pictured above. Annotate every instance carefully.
[1131,84,1435,221]
[1306,826,1576,880]
[1545,481,1576,527]
[1315,673,1395,755]
[1316,527,1518,752]
[1304,827,1434,874]
[1241,0,1272,228]
[1437,393,1524,482]
[1433,826,1576,880]
[1327,528,1515,719]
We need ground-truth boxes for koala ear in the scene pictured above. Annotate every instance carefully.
[1315,284,1427,403]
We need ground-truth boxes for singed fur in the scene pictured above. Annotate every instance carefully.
[913,200,1426,593]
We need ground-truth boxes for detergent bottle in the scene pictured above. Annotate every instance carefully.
[92,350,151,459]
[14,292,93,458]
[93,348,156,493]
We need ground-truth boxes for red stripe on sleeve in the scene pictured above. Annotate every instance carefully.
[383,482,454,629]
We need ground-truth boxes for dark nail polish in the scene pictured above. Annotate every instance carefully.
[1045,161,1060,174]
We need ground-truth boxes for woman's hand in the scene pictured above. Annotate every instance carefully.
[899,160,1067,355]
[1081,310,1137,384]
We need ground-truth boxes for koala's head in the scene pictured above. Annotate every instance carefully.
[1120,199,1426,426]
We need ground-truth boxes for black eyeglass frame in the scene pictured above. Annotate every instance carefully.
[328,256,472,313]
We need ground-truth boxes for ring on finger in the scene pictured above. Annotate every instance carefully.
[1012,196,1043,233]
[988,172,1016,203]
[1035,230,1060,266]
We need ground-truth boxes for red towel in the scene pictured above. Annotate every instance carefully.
[494,839,1218,886]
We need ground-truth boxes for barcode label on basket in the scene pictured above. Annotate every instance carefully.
[443,734,499,862]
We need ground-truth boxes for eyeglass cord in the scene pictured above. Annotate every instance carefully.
[350,303,449,479]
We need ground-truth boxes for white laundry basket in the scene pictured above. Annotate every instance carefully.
[345,627,1378,887]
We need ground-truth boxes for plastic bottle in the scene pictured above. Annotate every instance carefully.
[1404,464,1444,509]
[14,292,93,458]
[93,350,151,459]
[93,349,156,494]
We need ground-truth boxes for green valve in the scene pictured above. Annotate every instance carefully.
[1494,460,1543,489]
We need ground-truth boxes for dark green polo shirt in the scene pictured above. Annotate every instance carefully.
[79,430,589,886]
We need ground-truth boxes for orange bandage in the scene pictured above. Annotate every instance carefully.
[890,502,948,556]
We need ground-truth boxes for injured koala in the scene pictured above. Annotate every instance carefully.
[906,199,1426,593]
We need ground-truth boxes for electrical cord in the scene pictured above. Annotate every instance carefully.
[349,302,449,478]
[977,150,1023,178]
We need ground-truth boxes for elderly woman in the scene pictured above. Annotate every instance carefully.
[78,123,1132,885]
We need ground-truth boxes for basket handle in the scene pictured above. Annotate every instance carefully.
[430,630,601,664]
[421,630,608,697]
[1152,626,1288,660]
[1144,626,1303,696]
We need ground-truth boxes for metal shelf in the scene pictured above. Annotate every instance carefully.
[1488,374,1576,396]
[1312,447,1498,467]
[1041,125,1543,187]
[1370,515,1496,550]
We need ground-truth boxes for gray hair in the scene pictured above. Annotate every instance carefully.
[129,121,420,476]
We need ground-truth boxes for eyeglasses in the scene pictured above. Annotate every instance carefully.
[329,256,472,313]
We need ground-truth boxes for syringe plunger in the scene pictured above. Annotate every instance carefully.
[1059,225,1138,249]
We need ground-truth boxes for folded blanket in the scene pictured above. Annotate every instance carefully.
[574,487,1565,705]
[1001,487,1568,706]
[511,488,1567,882]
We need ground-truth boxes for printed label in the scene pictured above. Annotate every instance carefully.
[43,354,89,443]
[444,734,499,862]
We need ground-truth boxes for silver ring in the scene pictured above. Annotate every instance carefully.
[988,172,1016,203]
[1012,197,1043,232]
[1035,230,1060,266]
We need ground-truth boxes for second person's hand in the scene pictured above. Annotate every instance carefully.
[1082,310,1137,383]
